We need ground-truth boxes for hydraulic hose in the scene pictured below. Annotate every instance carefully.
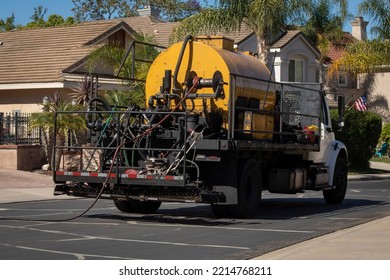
[86,96,112,130]
[173,35,193,94]
[0,77,201,223]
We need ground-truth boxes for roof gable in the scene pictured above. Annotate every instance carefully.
[270,30,320,58]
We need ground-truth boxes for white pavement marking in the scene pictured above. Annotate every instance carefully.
[0,242,137,260]
[126,221,315,234]
[349,189,361,193]
[0,224,250,250]
[326,217,362,220]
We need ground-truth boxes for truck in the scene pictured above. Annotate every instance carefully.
[53,36,348,218]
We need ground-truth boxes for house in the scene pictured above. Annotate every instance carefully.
[323,16,389,121]
[0,12,322,170]
[323,17,368,107]
[269,30,320,83]
[0,15,179,114]
[0,11,322,116]
[189,25,321,83]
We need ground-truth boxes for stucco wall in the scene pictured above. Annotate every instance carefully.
[359,71,390,122]
[0,145,46,170]
[271,37,319,83]
[365,72,390,99]
[0,88,74,113]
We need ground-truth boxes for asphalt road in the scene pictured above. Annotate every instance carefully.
[0,179,389,260]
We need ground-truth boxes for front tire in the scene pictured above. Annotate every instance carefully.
[323,156,348,204]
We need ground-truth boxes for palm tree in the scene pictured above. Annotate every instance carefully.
[300,0,345,55]
[358,0,389,40]
[70,75,96,106]
[87,33,160,106]
[173,0,348,63]
[103,89,145,108]
[30,93,86,170]
[296,0,349,86]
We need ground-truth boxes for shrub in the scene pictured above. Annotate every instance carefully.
[331,109,382,170]
[380,123,390,142]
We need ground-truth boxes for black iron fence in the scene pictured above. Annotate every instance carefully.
[0,112,42,145]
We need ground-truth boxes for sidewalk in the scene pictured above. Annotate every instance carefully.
[253,215,390,259]
[0,169,72,203]
[254,160,390,260]
[0,161,390,259]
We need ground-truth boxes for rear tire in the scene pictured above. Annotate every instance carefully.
[211,204,231,218]
[114,200,134,212]
[114,200,161,214]
[323,156,348,204]
[229,159,262,218]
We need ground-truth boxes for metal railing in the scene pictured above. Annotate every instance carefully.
[0,112,42,145]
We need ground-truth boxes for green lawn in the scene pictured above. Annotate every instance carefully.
[348,157,390,174]
[370,157,390,164]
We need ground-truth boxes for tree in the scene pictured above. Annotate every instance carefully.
[380,123,390,142]
[26,6,48,28]
[358,0,389,40]
[103,89,145,108]
[46,14,65,27]
[71,0,202,22]
[87,33,160,106]
[331,109,382,170]
[173,0,348,63]
[151,0,202,21]
[23,6,76,29]
[329,39,390,75]
[30,93,86,170]
[0,14,16,31]
[300,0,345,55]
[71,0,135,21]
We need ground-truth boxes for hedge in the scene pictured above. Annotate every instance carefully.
[330,109,382,170]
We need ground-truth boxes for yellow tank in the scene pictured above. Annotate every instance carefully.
[145,36,276,140]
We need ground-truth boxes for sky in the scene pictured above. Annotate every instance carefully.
[0,0,370,35]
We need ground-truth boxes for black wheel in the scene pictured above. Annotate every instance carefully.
[114,200,134,213]
[211,204,231,218]
[114,200,162,214]
[229,159,262,218]
[323,156,348,204]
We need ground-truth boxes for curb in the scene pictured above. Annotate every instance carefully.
[348,174,390,181]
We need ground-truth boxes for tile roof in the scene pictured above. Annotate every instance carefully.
[0,16,178,85]
[270,30,301,48]
[326,32,356,63]
[191,23,255,44]
[121,17,179,46]
[269,29,320,58]
[0,16,321,86]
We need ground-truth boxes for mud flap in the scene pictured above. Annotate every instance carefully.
[212,185,238,204]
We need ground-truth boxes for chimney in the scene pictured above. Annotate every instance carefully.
[137,4,160,18]
[351,16,368,41]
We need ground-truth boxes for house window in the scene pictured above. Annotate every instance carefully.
[338,72,348,87]
[289,59,304,82]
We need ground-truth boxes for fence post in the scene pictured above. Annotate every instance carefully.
[14,112,18,145]
[0,113,3,144]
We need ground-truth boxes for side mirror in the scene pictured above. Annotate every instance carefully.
[337,95,345,128]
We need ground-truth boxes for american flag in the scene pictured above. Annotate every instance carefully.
[354,93,368,111]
